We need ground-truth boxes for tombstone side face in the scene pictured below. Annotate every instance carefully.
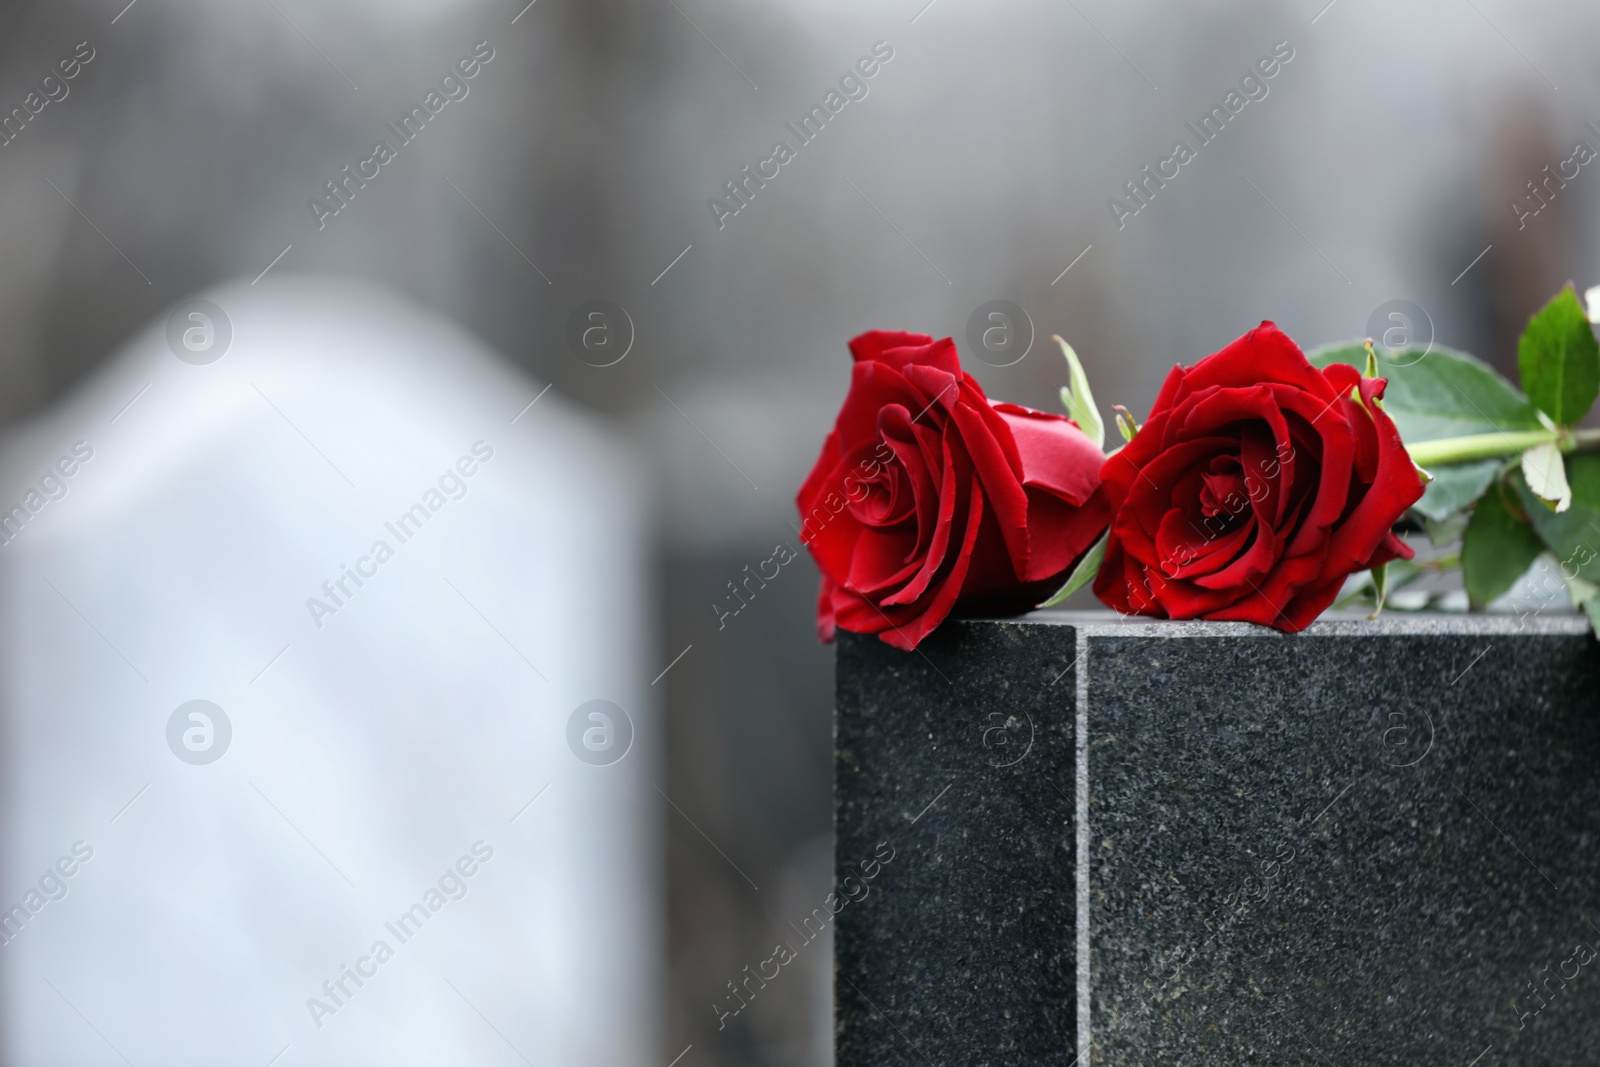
[1086,621,1600,1067]
[834,621,1078,1067]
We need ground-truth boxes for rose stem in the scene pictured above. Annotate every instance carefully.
[1405,428,1600,468]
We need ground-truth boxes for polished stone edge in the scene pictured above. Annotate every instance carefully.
[1073,625,1090,1067]
[985,609,1592,638]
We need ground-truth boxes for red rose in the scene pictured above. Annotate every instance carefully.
[1094,322,1424,630]
[798,329,1110,650]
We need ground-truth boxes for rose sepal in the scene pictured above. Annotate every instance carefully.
[1054,335,1104,450]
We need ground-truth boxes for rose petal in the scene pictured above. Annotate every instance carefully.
[832,361,926,449]
[815,575,839,642]
[1183,322,1338,399]
[1021,484,1113,582]
[950,398,1031,574]
[848,331,963,377]
[881,434,972,607]
[1321,382,1424,579]
[870,471,987,650]
[992,402,1105,504]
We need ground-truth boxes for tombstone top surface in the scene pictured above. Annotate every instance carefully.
[971,608,1591,638]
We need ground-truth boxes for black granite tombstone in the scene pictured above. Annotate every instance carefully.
[835,612,1600,1066]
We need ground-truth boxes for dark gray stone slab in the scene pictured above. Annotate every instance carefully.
[835,620,1078,1067]
[835,612,1600,1067]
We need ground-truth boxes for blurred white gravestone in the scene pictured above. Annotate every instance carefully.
[0,277,657,1066]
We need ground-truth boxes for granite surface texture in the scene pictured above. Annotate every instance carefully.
[835,621,1078,1067]
[834,611,1600,1067]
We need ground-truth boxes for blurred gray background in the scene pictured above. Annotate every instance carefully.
[2,0,1598,1063]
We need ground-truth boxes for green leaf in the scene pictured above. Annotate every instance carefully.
[1335,559,1432,610]
[1569,449,1600,511]
[1054,335,1104,450]
[1332,572,1371,610]
[1560,571,1600,638]
[1423,511,1470,546]
[1520,441,1571,512]
[1462,483,1545,609]
[1517,284,1600,427]
[1369,562,1388,619]
[1040,529,1108,608]
[1512,453,1600,583]
[1411,458,1500,523]
[1307,341,1544,442]
[1563,571,1600,612]
[1584,596,1600,638]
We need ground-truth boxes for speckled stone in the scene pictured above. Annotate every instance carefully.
[835,619,1079,1067]
[835,611,1600,1067]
